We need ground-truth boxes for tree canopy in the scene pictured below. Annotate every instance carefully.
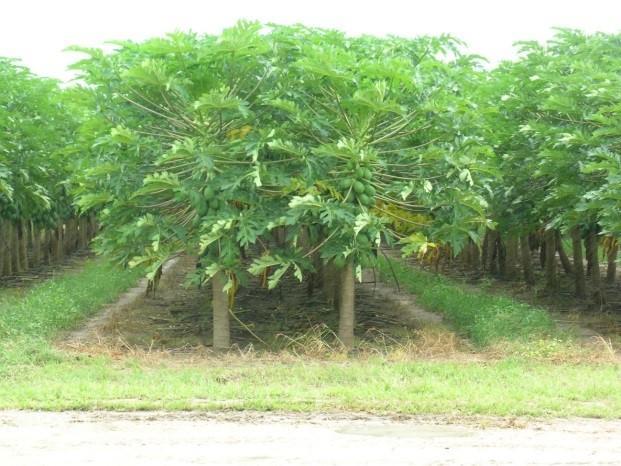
[4,23,621,347]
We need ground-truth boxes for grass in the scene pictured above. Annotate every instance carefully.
[0,356,619,417]
[378,257,557,346]
[0,254,619,418]
[0,258,144,367]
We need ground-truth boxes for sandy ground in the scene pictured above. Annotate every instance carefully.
[1,411,621,465]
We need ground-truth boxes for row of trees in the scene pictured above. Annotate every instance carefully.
[459,30,621,305]
[0,59,96,277]
[69,22,490,348]
[4,24,620,348]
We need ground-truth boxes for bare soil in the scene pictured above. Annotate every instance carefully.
[63,254,467,356]
[1,410,620,465]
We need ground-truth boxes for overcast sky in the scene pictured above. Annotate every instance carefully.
[2,0,621,80]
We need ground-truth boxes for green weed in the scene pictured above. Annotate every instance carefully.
[378,257,556,346]
[0,258,143,366]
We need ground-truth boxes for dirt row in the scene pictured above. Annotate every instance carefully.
[60,252,620,359]
[63,254,457,354]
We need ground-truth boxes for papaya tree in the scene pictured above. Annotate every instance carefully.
[0,58,81,276]
[515,31,621,303]
[250,27,491,347]
[70,23,301,349]
[71,23,491,349]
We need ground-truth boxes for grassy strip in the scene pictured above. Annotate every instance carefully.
[0,358,619,417]
[378,257,556,346]
[0,258,143,366]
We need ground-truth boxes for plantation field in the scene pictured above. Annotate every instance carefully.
[2,23,621,464]
[0,254,619,418]
[63,255,446,353]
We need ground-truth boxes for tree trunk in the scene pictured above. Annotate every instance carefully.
[496,235,506,277]
[272,226,287,248]
[1,221,11,276]
[78,216,89,249]
[571,227,586,299]
[307,253,323,297]
[85,215,93,240]
[586,231,605,306]
[556,231,573,275]
[211,271,230,350]
[11,222,22,274]
[54,224,64,263]
[470,241,481,273]
[31,222,41,267]
[64,218,73,255]
[50,227,58,264]
[483,229,499,274]
[484,230,499,275]
[585,234,593,277]
[539,241,546,270]
[460,241,480,274]
[502,234,519,280]
[544,229,558,291]
[298,227,316,296]
[87,214,98,240]
[481,230,490,272]
[606,239,618,284]
[43,229,53,265]
[528,232,540,253]
[65,218,79,254]
[18,219,29,271]
[338,260,355,349]
[323,261,340,309]
[519,235,535,285]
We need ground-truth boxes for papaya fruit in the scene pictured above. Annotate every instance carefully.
[353,180,365,194]
[339,178,352,190]
[359,193,374,207]
[203,186,215,200]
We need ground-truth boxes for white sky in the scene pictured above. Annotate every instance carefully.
[2,0,621,81]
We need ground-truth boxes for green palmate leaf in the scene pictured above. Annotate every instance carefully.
[248,254,295,289]
[248,254,282,275]
[194,88,249,116]
[351,83,405,115]
[289,194,321,209]
[267,139,308,158]
[266,264,290,289]
[123,59,170,87]
[353,212,371,235]
[131,173,181,198]
[75,193,114,212]
[217,20,270,56]
[110,125,136,144]
[266,98,301,116]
